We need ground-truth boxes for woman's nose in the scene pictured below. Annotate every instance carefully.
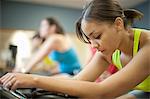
[91,40,99,49]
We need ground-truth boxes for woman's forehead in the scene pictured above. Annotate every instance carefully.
[81,20,96,35]
[81,19,112,33]
[81,19,106,36]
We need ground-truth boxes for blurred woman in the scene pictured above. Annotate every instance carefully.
[31,33,57,74]
[14,17,81,75]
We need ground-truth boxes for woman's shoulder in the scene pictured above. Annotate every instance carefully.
[141,28,150,32]
[138,28,150,48]
[51,34,67,41]
[47,34,64,41]
[48,34,72,47]
[142,29,150,42]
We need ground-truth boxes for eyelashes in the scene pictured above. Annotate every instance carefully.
[95,34,101,39]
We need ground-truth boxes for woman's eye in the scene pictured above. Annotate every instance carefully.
[95,35,101,39]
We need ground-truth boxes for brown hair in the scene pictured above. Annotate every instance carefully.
[45,17,65,35]
[76,0,143,43]
[32,32,45,43]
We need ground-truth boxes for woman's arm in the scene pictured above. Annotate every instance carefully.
[32,43,150,98]
[22,36,57,73]
[37,52,109,80]
[96,43,150,97]
[0,42,149,98]
[73,52,109,81]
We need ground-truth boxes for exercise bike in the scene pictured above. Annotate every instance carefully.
[0,85,78,99]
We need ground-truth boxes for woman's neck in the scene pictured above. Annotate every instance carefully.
[118,28,134,56]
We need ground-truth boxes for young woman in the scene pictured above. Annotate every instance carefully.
[0,0,149,98]
[31,33,57,74]
[21,33,57,74]
[14,17,81,75]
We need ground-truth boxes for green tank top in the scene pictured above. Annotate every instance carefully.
[112,28,150,92]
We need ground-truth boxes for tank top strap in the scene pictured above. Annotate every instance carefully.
[133,28,141,56]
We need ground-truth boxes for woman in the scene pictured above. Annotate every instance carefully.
[0,0,149,98]
[14,17,81,75]
[31,33,57,74]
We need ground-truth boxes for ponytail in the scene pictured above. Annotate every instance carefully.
[123,9,143,26]
[76,0,144,43]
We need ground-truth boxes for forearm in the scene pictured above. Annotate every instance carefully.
[25,58,40,72]
[32,75,105,98]
[24,50,49,73]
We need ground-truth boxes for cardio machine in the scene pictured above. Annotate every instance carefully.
[0,85,78,99]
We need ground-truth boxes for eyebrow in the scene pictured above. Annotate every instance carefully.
[87,30,95,37]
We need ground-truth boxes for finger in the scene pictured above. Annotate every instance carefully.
[5,78,16,90]
[0,74,8,82]
[0,73,10,80]
[0,73,11,84]
[11,80,19,91]
[3,75,15,87]
[0,77,2,84]
[1,73,12,80]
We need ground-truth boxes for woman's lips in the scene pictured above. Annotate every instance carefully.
[97,48,105,53]
[101,50,105,53]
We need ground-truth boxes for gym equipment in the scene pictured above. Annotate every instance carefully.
[0,85,78,99]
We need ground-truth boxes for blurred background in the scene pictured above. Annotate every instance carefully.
[0,0,149,74]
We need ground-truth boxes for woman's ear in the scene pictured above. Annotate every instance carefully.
[114,17,124,31]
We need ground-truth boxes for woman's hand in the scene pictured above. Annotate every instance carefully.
[0,73,36,91]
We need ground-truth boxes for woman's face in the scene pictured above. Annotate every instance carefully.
[39,19,56,38]
[81,19,122,57]
[32,38,43,49]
